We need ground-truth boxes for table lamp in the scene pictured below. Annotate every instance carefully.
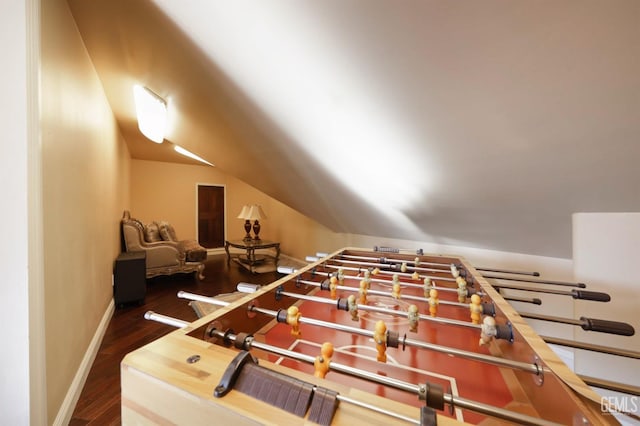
[237,205,252,241]
[248,205,267,240]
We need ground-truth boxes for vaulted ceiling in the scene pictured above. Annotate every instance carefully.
[67,0,640,258]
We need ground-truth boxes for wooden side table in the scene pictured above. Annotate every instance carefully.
[225,239,280,273]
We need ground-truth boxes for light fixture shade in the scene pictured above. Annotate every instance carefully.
[237,205,251,219]
[248,205,267,220]
[133,85,167,143]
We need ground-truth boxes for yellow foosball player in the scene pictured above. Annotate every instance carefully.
[469,294,483,324]
[407,304,419,332]
[373,320,388,363]
[286,305,301,337]
[314,342,334,378]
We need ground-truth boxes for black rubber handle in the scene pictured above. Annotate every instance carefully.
[571,289,611,302]
[580,317,635,336]
[214,351,257,397]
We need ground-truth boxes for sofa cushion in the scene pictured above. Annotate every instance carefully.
[144,222,162,242]
[158,221,178,242]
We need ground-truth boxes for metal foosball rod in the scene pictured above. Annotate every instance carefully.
[331,256,588,290]
[294,277,635,337]
[520,312,635,336]
[475,266,540,277]
[540,335,640,360]
[177,290,541,375]
[283,268,633,335]
[362,247,589,287]
[267,287,486,332]
[491,282,611,302]
[296,276,475,309]
[577,375,640,399]
[337,249,543,278]
[314,257,457,277]
[142,310,562,426]
[237,282,513,342]
[285,266,541,306]
[305,262,458,283]
[205,328,562,426]
[338,254,546,285]
[502,295,542,305]
[484,274,586,288]
[370,247,543,277]
[334,253,452,271]
[249,304,543,375]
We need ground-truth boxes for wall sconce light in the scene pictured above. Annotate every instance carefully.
[237,204,267,240]
[133,85,167,143]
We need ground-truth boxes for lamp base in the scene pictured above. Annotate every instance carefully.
[243,220,252,241]
[253,220,261,240]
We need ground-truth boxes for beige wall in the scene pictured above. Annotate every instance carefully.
[41,0,130,423]
[130,159,345,259]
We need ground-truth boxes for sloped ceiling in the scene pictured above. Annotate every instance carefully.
[67,0,640,258]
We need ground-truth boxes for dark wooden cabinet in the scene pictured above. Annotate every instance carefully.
[114,251,146,307]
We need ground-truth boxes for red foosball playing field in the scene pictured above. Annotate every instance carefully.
[122,248,625,425]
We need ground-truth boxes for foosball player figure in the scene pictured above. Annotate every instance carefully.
[314,342,334,379]
[347,294,359,321]
[423,277,432,298]
[456,276,468,303]
[400,262,408,273]
[428,288,439,317]
[450,263,460,278]
[371,267,380,276]
[337,268,345,285]
[286,305,302,337]
[411,270,420,280]
[359,279,368,304]
[391,281,401,300]
[414,256,420,267]
[329,276,338,300]
[362,269,371,289]
[373,320,388,363]
[479,316,497,346]
[407,304,419,332]
[469,294,483,324]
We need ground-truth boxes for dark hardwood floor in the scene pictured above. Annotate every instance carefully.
[69,254,282,425]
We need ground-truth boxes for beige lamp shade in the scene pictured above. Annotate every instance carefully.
[247,205,267,221]
[237,205,252,220]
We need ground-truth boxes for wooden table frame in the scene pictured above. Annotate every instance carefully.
[225,239,280,273]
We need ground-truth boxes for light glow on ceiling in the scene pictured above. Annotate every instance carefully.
[174,144,214,166]
[154,2,434,217]
[133,84,167,143]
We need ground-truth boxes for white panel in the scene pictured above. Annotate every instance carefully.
[572,213,640,397]
[0,1,31,425]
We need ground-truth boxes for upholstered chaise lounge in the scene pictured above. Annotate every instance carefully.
[121,210,206,280]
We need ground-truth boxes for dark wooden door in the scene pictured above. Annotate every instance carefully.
[197,185,225,249]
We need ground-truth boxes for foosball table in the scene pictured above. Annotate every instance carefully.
[122,247,634,425]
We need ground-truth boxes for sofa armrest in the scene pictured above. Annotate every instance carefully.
[142,240,181,250]
[143,245,184,269]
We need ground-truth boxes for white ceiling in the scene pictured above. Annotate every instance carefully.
[67,0,640,258]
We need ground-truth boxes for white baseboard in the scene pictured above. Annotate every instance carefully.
[53,299,115,426]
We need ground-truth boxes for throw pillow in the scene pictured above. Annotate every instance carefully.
[144,222,162,242]
[158,221,178,242]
